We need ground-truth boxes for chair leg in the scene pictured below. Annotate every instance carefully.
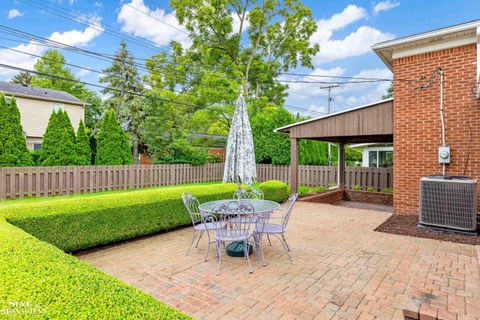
[281,234,291,251]
[244,240,253,274]
[216,241,222,276]
[204,232,211,262]
[280,234,292,262]
[267,234,272,246]
[185,231,197,256]
[195,230,204,248]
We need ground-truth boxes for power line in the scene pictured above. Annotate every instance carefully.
[0,63,199,108]
[125,2,188,34]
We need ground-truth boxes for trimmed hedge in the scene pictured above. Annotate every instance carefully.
[2,183,238,252]
[0,218,189,319]
[259,180,290,202]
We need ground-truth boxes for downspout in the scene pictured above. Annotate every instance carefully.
[439,69,446,175]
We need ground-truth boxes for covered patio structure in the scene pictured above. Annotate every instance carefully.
[275,99,394,194]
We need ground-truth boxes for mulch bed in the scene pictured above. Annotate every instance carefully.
[374,214,480,245]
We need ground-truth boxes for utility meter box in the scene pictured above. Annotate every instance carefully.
[438,146,451,164]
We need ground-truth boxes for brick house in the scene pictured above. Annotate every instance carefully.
[373,20,480,214]
[0,81,86,151]
[278,20,480,215]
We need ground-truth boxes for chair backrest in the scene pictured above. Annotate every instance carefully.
[233,187,264,200]
[211,201,255,239]
[182,192,201,226]
[282,193,298,229]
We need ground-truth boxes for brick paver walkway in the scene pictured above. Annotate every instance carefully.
[78,203,480,320]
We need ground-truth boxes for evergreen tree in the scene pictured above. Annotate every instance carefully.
[382,83,394,99]
[39,110,78,166]
[10,72,33,86]
[76,120,91,165]
[0,95,34,167]
[96,110,132,165]
[99,41,144,164]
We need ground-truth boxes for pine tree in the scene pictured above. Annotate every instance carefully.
[39,110,78,166]
[76,120,91,165]
[95,110,132,165]
[99,41,144,164]
[10,71,33,86]
[0,95,34,167]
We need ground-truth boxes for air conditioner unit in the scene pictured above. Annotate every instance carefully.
[419,175,477,232]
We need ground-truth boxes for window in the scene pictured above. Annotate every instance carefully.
[33,143,42,151]
[368,151,377,167]
[379,151,393,167]
[53,104,65,112]
[368,150,393,167]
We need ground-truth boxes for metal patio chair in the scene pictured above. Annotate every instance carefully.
[233,186,264,200]
[182,192,225,262]
[206,201,265,275]
[253,193,298,261]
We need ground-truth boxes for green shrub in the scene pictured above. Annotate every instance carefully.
[298,185,328,197]
[2,183,238,252]
[75,120,91,165]
[0,219,189,319]
[96,109,131,165]
[366,187,376,192]
[383,188,393,194]
[352,185,363,191]
[258,180,290,202]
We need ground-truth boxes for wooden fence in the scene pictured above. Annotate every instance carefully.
[0,164,392,200]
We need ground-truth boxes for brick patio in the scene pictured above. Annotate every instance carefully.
[77,202,480,320]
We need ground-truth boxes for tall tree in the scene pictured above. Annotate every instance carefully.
[31,49,103,130]
[0,95,34,167]
[170,0,319,100]
[99,41,144,164]
[76,120,91,165]
[39,110,78,166]
[95,110,132,165]
[10,72,33,86]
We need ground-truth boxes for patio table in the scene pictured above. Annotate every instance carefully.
[199,199,280,257]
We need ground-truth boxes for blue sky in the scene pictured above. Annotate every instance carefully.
[1,0,479,116]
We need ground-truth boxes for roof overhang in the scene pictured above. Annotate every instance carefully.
[275,99,393,144]
[1,91,86,106]
[373,20,480,71]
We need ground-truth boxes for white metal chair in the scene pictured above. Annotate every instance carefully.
[253,193,298,261]
[182,192,225,262]
[206,201,265,275]
[233,186,264,200]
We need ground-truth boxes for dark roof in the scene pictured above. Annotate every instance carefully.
[0,81,85,105]
[189,132,227,148]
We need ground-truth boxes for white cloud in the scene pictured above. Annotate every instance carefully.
[314,26,394,64]
[7,9,23,19]
[310,5,395,64]
[285,67,346,100]
[117,0,191,48]
[308,104,326,115]
[76,68,92,77]
[232,12,250,34]
[0,25,103,78]
[373,1,400,15]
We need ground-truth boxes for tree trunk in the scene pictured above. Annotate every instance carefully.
[131,136,139,164]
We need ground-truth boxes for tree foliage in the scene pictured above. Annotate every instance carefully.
[382,82,393,99]
[75,120,91,165]
[39,110,78,166]
[95,110,132,165]
[10,72,33,86]
[31,49,102,130]
[0,95,34,167]
[100,41,144,163]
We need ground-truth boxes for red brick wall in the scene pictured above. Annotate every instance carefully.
[393,44,480,214]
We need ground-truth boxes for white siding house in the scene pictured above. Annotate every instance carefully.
[0,81,86,150]
[350,143,393,168]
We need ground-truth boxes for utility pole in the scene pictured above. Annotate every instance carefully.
[319,83,340,165]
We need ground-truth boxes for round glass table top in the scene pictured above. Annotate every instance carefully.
[199,199,280,214]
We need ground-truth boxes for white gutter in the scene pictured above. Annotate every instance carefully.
[372,20,480,50]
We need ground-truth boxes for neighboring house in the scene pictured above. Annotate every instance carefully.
[189,132,227,161]
[278,19,480,215]
[350,143,393,167]
[0,81,86,151]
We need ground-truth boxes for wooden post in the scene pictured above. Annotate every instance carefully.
[338,141,345,189]
[290,138,299,194]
